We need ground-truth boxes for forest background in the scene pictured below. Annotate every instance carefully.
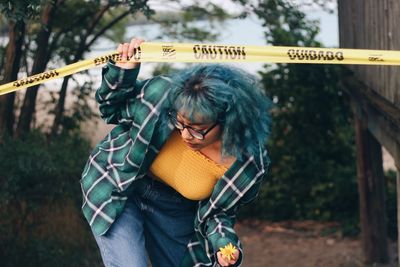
[0,0,397,266]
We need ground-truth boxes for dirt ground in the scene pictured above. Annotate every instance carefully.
[235,220,398,267]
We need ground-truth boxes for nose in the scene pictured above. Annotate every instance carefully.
[181,128,193,140]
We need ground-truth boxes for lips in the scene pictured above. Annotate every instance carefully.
[184,142,198,148]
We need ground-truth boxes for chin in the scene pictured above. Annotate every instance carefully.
[185,143,201,150]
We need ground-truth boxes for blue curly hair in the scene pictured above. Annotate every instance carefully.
[165,64,271,160]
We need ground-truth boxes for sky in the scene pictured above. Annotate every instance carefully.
[146,0,339,46]
[108,1,339,77]
[86,0,339,80]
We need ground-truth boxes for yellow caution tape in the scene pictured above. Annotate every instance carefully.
[1,42,400,95]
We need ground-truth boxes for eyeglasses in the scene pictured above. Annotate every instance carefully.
[168,112,218,140]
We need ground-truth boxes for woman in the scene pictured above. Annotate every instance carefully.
[80,39,271,267]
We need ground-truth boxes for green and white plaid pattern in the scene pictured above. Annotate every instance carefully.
[80,63,270,266]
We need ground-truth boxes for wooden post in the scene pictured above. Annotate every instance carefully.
[354,116,389,264]
[397,165,400,265]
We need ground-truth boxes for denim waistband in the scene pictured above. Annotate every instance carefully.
[133,176,188,198]
[134,175,173,192]
[131,176,198,208]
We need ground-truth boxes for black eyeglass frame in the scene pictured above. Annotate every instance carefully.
[168,111,218,140]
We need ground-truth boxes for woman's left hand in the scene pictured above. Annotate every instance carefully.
[217,249,240,266]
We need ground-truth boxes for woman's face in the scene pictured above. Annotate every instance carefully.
[176,112,222,151]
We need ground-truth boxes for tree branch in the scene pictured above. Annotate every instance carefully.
[86,5,111,36]
[85,10,131,49]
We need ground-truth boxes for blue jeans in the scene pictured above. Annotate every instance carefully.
[93,177,197,267]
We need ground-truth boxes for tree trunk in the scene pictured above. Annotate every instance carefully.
[16,1,58,137]
[50,8,129,138]
[397,165,400,266]
[0,20,25,136]
[50,75,71,137]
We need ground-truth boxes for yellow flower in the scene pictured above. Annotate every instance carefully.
[219,243,237,261]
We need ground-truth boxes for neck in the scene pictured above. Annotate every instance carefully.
[200,139,222,154]
[200,140,236,168]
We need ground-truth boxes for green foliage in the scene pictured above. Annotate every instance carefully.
[151,62,180,77]
[255,63,358,227]
[0,73,100,263]
[0,234,101,267]
[46,0,151,63]
[238,0,359,235]
[0,130,90,206]
[254,0,320,46]
[112,0,155,17]
[151,2,230,42]
[49,80,98,133]
[0,130,98,266]
[98,7,130,42]
[0,2,235,264]
[0,0,43,21]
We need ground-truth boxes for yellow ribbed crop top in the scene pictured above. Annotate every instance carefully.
[149,131,228,200]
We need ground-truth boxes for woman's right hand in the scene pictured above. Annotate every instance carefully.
[115,38,144,69]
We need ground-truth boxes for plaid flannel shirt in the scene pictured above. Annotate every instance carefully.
[80,62,270,266]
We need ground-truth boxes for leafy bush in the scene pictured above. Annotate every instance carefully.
[236,0,361,236]
[238,62,359,235]
[0,130,102,266]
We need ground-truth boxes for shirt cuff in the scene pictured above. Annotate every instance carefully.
[103,61,140,89]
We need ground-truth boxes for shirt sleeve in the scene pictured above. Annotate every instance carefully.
[238,173,265,205]
[240,149,270,204]
[205,207,244,266]
[95,62,144,125]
